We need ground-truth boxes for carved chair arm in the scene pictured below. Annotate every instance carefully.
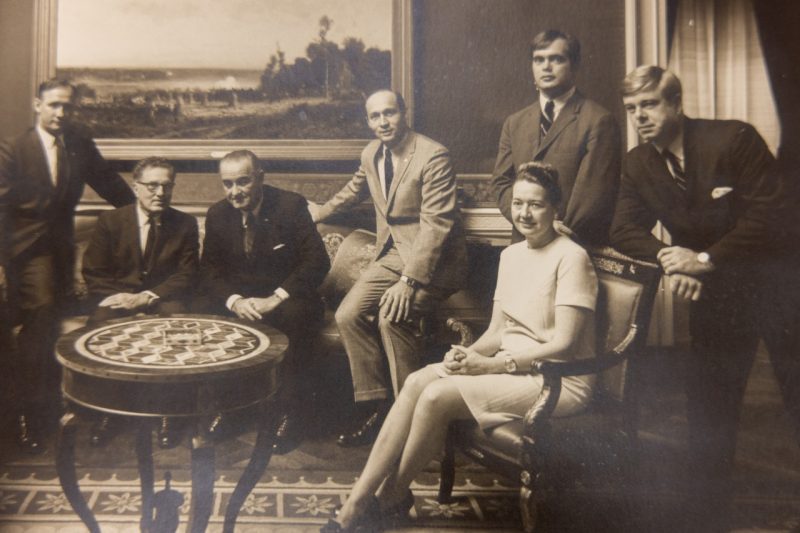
[521,323,641,437]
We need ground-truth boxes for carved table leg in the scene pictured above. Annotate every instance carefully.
[56,410,100,533]
[136,419,155,532]
[222,406,280,533]
[187,433,215,533]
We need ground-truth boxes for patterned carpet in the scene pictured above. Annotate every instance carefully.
[0,466,520,532]
[1,346,800,532]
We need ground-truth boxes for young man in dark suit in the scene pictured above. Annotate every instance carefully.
[0,78,135,452]
[610,65,800,532]
[82,156,199,448]
[197,150,330,453]
[492,30,621,246]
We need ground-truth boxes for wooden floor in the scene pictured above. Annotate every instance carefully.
[1,343,799,532]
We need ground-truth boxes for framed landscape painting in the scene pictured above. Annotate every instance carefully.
[37,0,412,160]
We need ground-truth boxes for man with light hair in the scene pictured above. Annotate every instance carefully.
[611,65,800,532]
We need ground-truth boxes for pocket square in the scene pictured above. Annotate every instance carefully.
[272,243,286,250]
[711,187,733,199]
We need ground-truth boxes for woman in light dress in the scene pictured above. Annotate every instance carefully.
[322,161,598,532]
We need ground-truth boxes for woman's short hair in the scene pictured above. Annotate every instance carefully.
[515,162,562,206]
[621,65,682,104]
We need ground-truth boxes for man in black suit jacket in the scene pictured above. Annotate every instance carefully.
[0,79,135,452]
[611,66,800,532]
[492,30,620,245]
[83,157,198,324]
[82,157,198,448]
[197,150,330,453]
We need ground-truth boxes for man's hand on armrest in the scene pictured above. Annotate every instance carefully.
[668,273,704,301]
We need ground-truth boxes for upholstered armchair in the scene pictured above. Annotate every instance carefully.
[437,247,662,532]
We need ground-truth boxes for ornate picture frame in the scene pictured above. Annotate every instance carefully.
[32,0,413,161]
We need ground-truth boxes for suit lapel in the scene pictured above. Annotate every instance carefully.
[24,130,56,194]
[366,142,388,213]
[386,132,416,208]
[642,144,690,213]
[526,105,543,159]
[534,93,581,158]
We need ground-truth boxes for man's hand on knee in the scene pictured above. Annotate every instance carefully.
[379,281,415,323]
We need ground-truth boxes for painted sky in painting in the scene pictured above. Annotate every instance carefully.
[57,0,392,69]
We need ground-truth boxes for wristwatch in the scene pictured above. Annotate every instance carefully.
[696,252,711,265]
[399,275,419,289]
[504,355,518,373]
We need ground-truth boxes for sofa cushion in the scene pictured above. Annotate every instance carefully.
[319,229,378,309]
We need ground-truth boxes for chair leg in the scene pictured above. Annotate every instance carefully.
[437,426,456,503]
[519,485,538,533]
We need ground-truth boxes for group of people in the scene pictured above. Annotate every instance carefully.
[1,28,798,533]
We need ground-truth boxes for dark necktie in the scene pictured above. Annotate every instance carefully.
[540,100,555,137]
[55,136,69,188]
[383,145,394,198]
[663,150,688,191]
[142,214,161,275]
[243,211,256,258]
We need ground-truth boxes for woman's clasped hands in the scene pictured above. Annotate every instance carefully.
[443,345,502,375]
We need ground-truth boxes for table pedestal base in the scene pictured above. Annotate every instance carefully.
[56,405,280,533]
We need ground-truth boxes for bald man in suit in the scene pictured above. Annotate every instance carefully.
[0,79,134,452]
[492,30,620,246]
[312,89,467,447]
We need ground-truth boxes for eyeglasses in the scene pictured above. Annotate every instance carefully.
[136,181,175,193]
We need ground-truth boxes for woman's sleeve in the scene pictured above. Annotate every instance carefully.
[493,247,510,303]
[555,248,598,311]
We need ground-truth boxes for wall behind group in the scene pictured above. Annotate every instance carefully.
[414,0,628,175]
[0,0,35,139]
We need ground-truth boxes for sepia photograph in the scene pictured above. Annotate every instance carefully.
[0,0,799,532]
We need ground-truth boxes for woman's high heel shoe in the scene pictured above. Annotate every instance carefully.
[319,497,382,532]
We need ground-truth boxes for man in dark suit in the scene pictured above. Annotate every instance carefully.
[492,30,620,246]
[311,90,467,447]
[0,78,135,452]
[610,65,800,532]
[197,150,330,453]
[82,156,199,447]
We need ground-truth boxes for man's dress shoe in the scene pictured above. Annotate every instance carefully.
[273,413,303,455]
[90,415,115,447]
[157,417,180,448]
[17,415,43,454]
[336,409,387,448]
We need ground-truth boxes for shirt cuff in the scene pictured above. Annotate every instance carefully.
[142,290,159,304]
[273,287,290,301]
[226,294,244,310]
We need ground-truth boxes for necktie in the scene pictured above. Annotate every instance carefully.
[55,136,69,187]
[540,100,555,136]
[142,214,161,275]
[243,211,256,258]
[383,146,394,198]
[663,150,688,191]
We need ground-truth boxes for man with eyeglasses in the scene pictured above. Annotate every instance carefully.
[81,156,198,448]
[0,78,134,453]
[196,150,330,453]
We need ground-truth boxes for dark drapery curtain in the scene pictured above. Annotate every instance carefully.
[752,1,800,201]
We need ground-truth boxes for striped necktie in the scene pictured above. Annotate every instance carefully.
[383,145,394,198]
[662,149,687,191]
[540,100,555,137]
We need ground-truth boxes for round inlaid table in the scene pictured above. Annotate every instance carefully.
[54,314,288,533]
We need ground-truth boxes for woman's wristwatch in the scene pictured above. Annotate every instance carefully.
[504,355,518,373]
